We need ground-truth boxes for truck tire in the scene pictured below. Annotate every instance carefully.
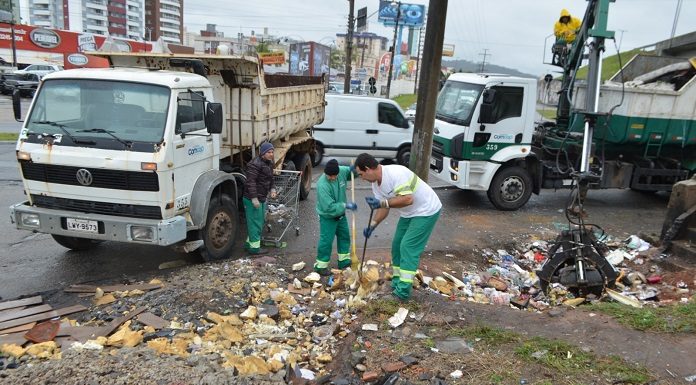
[487,166,532,211]
[294,153,312,201]
[311,143,324,167]
[396,145,411,166]
[51,234,101,251]
[200,195,238,261]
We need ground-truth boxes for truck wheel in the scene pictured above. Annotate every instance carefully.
[294,153,312,201]
[200,195,238,261]
[311,143,324,167]
[487,166,532,211]
[51,234,101,251]
[396,145,411,166]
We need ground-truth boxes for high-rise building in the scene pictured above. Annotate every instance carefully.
[144,0,183,44]
[12,0,145,42]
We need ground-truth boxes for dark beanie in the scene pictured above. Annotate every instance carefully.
[324,159,339,176]
[259,142,274,156]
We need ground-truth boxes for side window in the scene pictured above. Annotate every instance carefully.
[176,91,206,134]
[489,86,523,123]
[377,102,406,128]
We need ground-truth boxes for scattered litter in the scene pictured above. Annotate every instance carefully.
[292,262,305,271]
[387,307,408,328]
[450,369,463,378]
[362,323,379,331]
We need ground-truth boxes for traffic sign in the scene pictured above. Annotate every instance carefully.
[369,85,377,94]
[368,76,376,86]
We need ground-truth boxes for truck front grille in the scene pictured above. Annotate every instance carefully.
[31,194,163,220]
[20,161,159,192]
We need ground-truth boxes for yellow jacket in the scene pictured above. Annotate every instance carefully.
[554,9,582,43]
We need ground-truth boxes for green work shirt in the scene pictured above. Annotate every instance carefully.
[316,165,351,219]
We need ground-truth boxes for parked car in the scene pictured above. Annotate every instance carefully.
[0,73,22,95]
[14,63,63,77]
[311,94,413,166]
[404,102,417,121]
[3,73,42,98]
[328,81,344,94]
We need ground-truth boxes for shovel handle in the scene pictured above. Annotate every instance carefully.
[359,207,375,281]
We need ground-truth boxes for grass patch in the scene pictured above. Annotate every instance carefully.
[361,298,420,319]
[392,93,417,110]
[590,300,696,333]
[575,48,645,81]
[447,325,520,346]
[516,337,651,383]
[421,337,435,349]
[0,132,18,141]
[537,108,556,120]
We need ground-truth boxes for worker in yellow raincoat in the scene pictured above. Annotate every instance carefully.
[552,9,582,65]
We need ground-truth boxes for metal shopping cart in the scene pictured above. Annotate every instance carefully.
[263,169,301,247]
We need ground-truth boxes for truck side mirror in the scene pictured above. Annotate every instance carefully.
[205,102,223,134]
[12,89,22,121]
[478,89,496,124]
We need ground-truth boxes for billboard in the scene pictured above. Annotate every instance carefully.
[378,1,425,27]
[259,51,285,65]
[288,41,330,76]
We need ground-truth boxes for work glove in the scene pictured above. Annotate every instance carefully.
[251,197,260,209]
[365,196,387,209]
[345,202,358,211]
[363,225,375,239]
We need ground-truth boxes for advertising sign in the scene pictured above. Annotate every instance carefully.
[442,43,455,57]
[288,42,330,76]
[258,51,285,65]
[378,1,425,27]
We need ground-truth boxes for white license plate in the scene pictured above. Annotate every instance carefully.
[430,157,438,167]
[66,218,99,233]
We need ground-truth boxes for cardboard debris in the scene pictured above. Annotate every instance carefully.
[388,307,409,328]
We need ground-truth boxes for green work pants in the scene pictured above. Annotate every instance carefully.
[315,216,351,270]
[243,197,266,252]
[391,210,441,299]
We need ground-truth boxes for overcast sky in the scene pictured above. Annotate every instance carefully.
[184,0,696,76]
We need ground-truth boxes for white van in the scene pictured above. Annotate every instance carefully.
[312,94,413,166]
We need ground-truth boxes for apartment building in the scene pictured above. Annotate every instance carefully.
[144,0,182,44]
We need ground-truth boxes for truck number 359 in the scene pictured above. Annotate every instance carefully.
[485,144,498,151]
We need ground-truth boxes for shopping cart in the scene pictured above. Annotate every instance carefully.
[263,169,301,247]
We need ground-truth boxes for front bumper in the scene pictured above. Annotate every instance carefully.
[9,201,186,246]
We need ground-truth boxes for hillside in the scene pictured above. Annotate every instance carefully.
[442,59,536,78]
[575,48,650,81]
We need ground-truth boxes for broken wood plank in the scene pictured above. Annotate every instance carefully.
[64,283,162,293]
[99,307,146,337]
[0,331,28,346]
[136,312,169,329]
[54,336,78,348]
[0,296,43,311]
[0,304,53,323]
[56,326,103,342]
[0,322,36,335]
[0,305,87,330]
[0,306,27,318]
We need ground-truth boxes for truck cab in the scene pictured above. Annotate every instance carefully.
[430,73,540,210]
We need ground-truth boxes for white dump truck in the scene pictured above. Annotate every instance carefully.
[9,53,325,260]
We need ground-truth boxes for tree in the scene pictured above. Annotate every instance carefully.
[256,41,271,54]
[330,46,344,69]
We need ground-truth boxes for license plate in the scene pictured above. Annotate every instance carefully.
[430,157,438,167]
[66,218,98,233]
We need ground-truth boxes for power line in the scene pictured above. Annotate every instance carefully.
[478,48,490,72]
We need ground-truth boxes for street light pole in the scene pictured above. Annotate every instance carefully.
[385,1,400,99]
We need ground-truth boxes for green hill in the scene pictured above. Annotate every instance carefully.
[574,48,650,81]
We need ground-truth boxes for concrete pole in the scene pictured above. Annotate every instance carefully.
[344,0,355,94]
[410,0,448,181]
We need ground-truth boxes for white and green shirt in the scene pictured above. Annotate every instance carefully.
[372,165,442,218]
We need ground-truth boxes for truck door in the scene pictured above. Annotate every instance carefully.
[171,91,216,212]
[469,85,525,160]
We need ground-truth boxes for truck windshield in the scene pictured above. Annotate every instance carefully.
[24,79,170,151]
[435,81,483,126]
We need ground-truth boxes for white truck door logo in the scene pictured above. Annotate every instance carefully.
[76,169,93,186]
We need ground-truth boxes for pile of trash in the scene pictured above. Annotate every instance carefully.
[413,234,693,310]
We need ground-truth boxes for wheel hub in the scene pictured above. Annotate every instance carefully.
[500,176,524,202]
[209,212,232,249]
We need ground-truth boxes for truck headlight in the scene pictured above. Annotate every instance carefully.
[21,213,40,228]
[130,225,155,242]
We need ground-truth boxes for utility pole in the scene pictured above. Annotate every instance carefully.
[410,0,448,181]
[478,48,490,72]
[344,0,355,94]
[385,1,401,99]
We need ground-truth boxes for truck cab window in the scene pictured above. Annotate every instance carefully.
[488,86,523,123]
[176,91,206,134]
[378,102,407,128]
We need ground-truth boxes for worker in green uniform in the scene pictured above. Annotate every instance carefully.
[314,159,358,275]
[355,153,442,300]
